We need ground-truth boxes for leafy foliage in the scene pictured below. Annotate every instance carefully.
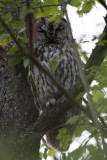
[0,0,107,160]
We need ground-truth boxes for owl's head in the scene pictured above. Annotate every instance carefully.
[32,17,69,44]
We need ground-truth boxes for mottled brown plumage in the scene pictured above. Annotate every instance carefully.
[28,17,80,151]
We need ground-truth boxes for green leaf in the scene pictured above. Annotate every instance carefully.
[93,90,104,103]
[48,148,57,157]
[3,0,12,4]
[0,34,12,46]
[77,1,93,15]
[49,54,65,71]
[8,45,23,66]
[35,3,62,19]
[69,0,81,7]
[18,27,26,33]
[56,128,67,140]
[66,115,79,125]
[74,120,95,138]
[68,145,86,160]
[8,56,23,66]
[10,21,25,29]
[51,62,57,71]
[86,145,105,160]
[44,0,58,5]
[76,91,85,100]
[47,15,62,23]
[0,33,9,39]
[56,128,71,151]
[9,44,19,54]
[99,32,106,39]
[74,125,84,137]
[49,54,64,64]
[24,58,30,68]
[97,40,107,46]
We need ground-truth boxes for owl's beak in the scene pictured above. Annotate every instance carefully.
[47,22,56,40]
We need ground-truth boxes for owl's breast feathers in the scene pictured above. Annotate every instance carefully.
[28,41,79,111]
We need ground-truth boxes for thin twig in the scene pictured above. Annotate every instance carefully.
[0,4,60,14]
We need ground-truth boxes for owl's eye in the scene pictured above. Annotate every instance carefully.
[57,26,64,30]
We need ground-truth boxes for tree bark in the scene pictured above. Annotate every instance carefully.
[0,58,40,160]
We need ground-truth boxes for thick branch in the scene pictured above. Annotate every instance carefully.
[85,14,107,83]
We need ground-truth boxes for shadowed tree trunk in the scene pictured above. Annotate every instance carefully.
[0,58,40,160]
[0,2,40,159]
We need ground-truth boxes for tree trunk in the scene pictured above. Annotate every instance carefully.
[0,58,40,160]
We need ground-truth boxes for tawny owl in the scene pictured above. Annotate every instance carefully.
[28,17,80,151]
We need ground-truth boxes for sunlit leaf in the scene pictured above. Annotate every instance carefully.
[86,145,106,160]
[76,91,85,100]
[66,115,79,125]
[68,145,86,160]
[56,128,71,150]
[24,58,30,68]
[93,90,104,103]
[18,27,26,33]
[48,148,57,157]
[49,54,65,71]
[0,34,12,46]
[10,21,25,29]
[69,0,81,7]
[77,1,93,15]
[97,40,107,46]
